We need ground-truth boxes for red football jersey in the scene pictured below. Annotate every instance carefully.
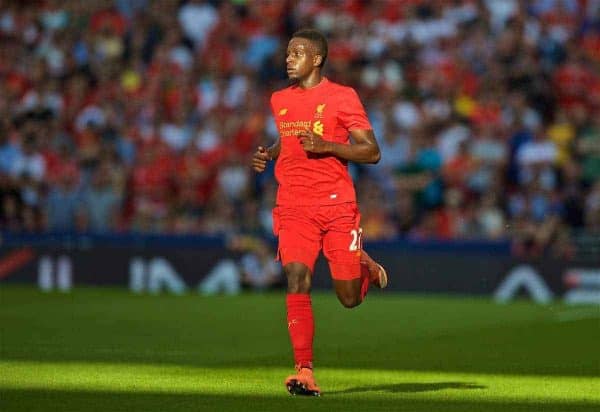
[270,78,372,206]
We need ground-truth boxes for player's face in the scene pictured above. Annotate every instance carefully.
[286,38,320,80]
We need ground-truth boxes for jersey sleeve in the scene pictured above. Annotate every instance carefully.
[337,88,372,131]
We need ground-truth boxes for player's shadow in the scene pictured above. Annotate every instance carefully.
[327,381,486,394]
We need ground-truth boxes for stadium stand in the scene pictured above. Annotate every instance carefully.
[0,0,598,260]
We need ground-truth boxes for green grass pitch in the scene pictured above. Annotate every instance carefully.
[0,286,598,411]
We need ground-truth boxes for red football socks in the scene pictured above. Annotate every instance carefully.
[360,263,370,300]
[286,293,314,369]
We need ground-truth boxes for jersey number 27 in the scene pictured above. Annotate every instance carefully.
[349,228,363,251]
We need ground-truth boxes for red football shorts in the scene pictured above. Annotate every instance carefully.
[272,202,363,280]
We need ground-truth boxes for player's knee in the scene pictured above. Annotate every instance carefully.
[337,294,361,309]
[284,263,311,293]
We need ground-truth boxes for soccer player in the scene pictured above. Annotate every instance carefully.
[251,28,388,396]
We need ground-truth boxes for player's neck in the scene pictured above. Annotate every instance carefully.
[297,71,323,90]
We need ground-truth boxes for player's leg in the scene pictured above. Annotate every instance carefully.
[274,206,321,396]
[325,239,366,308]
[329,250,388,308]
[283,262,321,396]
[284,262,312,293]
[322,203,387,309]
[283,262,314,372]
[321,202,366,307]
[332,277,363,308]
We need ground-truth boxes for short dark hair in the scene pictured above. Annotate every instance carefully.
[292,28,328,67]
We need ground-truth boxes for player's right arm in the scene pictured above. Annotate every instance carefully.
[253,93,283,173]
[252,138,280,173]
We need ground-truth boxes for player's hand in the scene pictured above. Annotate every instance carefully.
[298,129,330,154]
[252,146,271,173]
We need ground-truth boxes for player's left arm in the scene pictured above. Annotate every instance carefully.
[298,87,380,163]
[297,128,381,164]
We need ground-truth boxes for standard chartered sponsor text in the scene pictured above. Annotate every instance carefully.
[279,120,312,137]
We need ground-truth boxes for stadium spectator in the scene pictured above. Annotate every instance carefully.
[45,163,83,232]
[81,160,122,232]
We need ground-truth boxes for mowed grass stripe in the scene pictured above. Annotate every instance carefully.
[1,360,599,404]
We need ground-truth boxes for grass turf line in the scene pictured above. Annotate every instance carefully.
[0,286,598,411]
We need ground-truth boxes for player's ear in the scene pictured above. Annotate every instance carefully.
[314,54,323,67]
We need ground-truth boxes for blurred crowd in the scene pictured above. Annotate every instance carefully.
[0,0,599,257]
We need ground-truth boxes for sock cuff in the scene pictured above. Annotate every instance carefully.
[297,362,314,370]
